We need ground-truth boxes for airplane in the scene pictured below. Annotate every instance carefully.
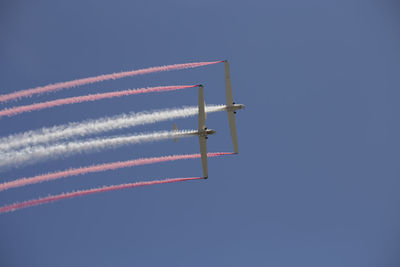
[223,60,245,154]
[173,85,216,179]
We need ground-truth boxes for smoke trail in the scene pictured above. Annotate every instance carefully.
[0,105,226,152]
[0,177,203,214]
[0,130,196,169]
[0,61,224,103]
[0,152,233,191]
[0,85,197,119]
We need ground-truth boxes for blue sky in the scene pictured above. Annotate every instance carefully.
[0,0,399,266]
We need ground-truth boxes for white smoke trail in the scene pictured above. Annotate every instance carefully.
[0,105,225,152]
[0,130,196,169]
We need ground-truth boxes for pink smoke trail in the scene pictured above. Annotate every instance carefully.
[0,177,203,214]
[0,152,233,191]
[0,85,197,118]
[0,61,224,103]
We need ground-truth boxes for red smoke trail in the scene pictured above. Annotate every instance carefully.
[0,152,232,191]
[0,61,224,103]
[0,85,197,118]
[0,177,203,214]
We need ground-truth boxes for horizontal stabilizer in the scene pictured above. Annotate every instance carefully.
[173,123,178,142]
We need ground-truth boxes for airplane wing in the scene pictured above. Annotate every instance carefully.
[225,60,239,154]
[199,135,208,178]
[198,85,206,131]
[227,111,239,154]
[198,85,209,178]
[225,60,234,106]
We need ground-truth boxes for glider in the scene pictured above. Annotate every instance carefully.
[174,85,215,179]
[196,85,216,179]
[223,60,245,154]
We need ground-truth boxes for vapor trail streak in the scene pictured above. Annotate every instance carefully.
[0,152,232,191]
[0,61,224,103]
[0,85,197,118]
[0,130,196,169]
[0,177,203,214]
[0,105,225,152]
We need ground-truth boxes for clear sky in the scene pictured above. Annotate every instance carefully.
[0,0,399,266]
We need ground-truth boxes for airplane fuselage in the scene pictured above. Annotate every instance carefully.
[187,129,216,137]
[200,129,216,137]
[224,104,245,113]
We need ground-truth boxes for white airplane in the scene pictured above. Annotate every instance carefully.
[173,85,215,179]
[223,60,245,154]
